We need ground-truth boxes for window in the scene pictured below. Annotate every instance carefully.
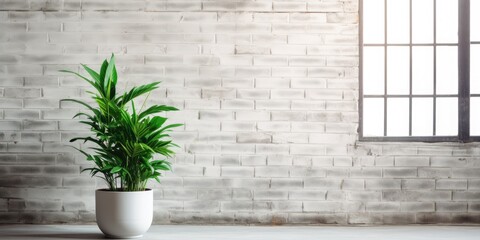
[360,0,479,142]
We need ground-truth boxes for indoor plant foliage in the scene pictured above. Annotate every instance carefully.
[61,55,181,238]
[62,55,181,192]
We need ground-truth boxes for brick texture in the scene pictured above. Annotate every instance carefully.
[0,0,479,225]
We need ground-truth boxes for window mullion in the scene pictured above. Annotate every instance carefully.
[409,0,413,136]
[384,0,388,137]
[359,0,364,138]
[433,0,437,136]
[458,0,470,142]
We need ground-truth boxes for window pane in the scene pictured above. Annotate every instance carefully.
[387,98,409,136]
[363,47,385,95]
[387,0,410,44]
[412,98,433,136]
[363,0,385,44]
[436,46,458,94]
[471,45,480,94]
[387,46,410,95]
[436,98,458,136]
[412,46,434,94]
[471,0,480,41]
[436,0,458,43]
[412,0,434,43]
[471,97,480,136]
[363,98,384,136]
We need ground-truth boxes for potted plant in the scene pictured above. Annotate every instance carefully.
[61,55,181,238]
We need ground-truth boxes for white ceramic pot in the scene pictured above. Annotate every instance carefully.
[96,189,153,239]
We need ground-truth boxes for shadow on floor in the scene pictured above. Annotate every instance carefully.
[3,233,105,239]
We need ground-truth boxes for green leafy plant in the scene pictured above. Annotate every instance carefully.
[61,54,182,191]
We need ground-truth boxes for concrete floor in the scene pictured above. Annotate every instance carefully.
[0,225,479,240]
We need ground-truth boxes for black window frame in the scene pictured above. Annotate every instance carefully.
[359,0,480,142]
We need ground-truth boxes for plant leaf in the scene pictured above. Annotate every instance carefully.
[110,166,122,174]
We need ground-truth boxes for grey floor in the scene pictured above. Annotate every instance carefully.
[0,225,479,240]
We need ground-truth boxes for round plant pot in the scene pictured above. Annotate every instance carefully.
[96,189,153,239]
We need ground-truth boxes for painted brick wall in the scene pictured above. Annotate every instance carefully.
[0,0,479,224]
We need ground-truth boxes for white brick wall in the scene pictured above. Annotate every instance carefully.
[0,0,479,224]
